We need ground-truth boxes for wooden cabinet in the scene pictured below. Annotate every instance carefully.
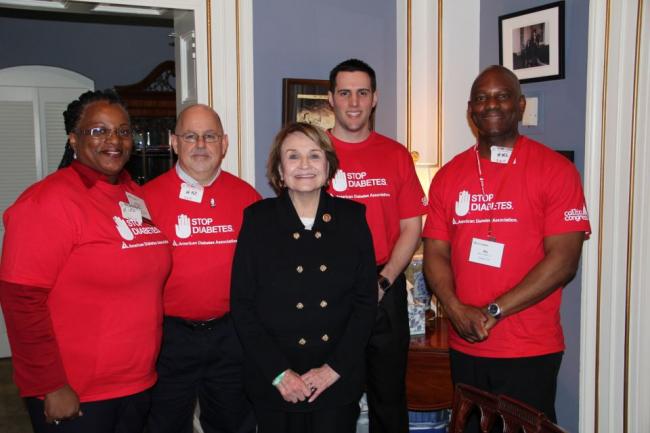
[407,317,454,411]
[115,61,176,184]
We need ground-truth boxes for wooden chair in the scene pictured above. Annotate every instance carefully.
[448,384,570,433]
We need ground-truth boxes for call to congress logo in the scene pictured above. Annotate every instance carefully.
[564,206,589,222]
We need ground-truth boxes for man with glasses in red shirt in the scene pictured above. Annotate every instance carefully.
[143,104,260,433]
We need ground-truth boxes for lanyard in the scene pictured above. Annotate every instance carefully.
[473,142,520,240]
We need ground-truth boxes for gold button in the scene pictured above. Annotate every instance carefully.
[298,338,306,345]
[314,231,322,239]
[296,302,304,309]
[296,265,303,273]
[321,334,329,342]
[320,264,327,272]
[293,232,300,240]
[320,300,328,308]
[322,213,332,223]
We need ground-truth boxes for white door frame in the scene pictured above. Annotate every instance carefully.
[580,0,650,432]
[0,0,256,185]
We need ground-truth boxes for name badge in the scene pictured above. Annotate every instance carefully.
[469,237,504,268]
[490,146,513,164]
[119,201,142,224]
[125,192,152,220]
[180,183,204,203]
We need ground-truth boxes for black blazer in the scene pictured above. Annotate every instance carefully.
[231,189,377,412]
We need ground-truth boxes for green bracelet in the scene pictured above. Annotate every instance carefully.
[272,371,286,386]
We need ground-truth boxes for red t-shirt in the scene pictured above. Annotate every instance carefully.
[142,169,261,320]
[328,131,427,264]
[0,162,172,400]
[423,136,591,357]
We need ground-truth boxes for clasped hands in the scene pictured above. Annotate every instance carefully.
[446,302,498,343]
[274,364,340,404]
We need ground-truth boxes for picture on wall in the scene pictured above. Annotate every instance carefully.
[282,78,334,130]
[499,1,565,83]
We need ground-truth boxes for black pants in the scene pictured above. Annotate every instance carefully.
[366,273,410,433]
[450,349,563,432]
[26,389,151,433]
[255,403,359,433]
[147,315,255,433]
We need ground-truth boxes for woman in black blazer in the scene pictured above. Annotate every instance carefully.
[231,123,377,433]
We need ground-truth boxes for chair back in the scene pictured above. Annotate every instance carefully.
[448,384,569,433]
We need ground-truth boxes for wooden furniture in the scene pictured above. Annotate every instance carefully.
[406,316,454,410]
[448,383,569,433]
[114,60,177,184]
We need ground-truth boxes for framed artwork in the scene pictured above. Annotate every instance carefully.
[282,78,334,130]
[499,1,565,83]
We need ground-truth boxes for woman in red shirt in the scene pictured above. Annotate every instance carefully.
[0,90,172,433]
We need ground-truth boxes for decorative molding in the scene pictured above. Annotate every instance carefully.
[582,1,649,432]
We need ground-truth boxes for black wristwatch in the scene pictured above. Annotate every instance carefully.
[487,303,502,320]
[378,276,392,293]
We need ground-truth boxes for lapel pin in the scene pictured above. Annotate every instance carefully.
[322,213,332,223]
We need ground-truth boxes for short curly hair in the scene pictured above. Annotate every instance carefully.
[266,123,339,195]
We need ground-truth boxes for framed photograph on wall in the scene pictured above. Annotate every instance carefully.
[499,1,565,83]
[282,78,334,130]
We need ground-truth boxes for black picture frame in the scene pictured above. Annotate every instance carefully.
[281,78,334,129]
[499,1,565,83]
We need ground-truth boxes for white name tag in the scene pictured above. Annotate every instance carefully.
[490,146,513,164]
[179,183,204,203]
[469,237,504,268]
[119,201,142,224]
[125,192,152,220]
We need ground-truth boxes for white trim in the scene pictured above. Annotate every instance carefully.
[395,0,479,166]
[209,0,256,185]
[581,1,650,432]
[395,1,407,146]
[580,1,607,430]
[627,1,650,430]
[236,0,256,185]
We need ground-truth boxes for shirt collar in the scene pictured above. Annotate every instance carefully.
[175,163,221,187]
[70,160,131,188]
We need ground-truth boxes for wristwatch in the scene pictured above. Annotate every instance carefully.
[378,276,392,293]
[487,303,502,320]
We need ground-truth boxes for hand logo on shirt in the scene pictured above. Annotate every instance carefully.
[455,190,470,217]
[332,169,347,192]
[113,216,135,241]
[175,214,192,239]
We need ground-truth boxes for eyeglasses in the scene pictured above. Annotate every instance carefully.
[75,127,133,139]
[176,132,223,144]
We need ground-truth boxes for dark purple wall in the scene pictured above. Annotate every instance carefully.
[253,0,397,196]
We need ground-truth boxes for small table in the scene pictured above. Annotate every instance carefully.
[406,317,454,411]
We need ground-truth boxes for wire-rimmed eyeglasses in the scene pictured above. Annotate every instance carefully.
[75,126,133,139]
[175,132,223,144]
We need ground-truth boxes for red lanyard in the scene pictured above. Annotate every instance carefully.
[473,143,520,240]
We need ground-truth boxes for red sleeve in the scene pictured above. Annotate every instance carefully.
[422,168,451,241]
[542,159,591,237]
[0,280,68,397]
[396,147,428,219]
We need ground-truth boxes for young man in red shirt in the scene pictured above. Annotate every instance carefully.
[423,65,591,428]
[327,59,428,433]
[143,105,260,433]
